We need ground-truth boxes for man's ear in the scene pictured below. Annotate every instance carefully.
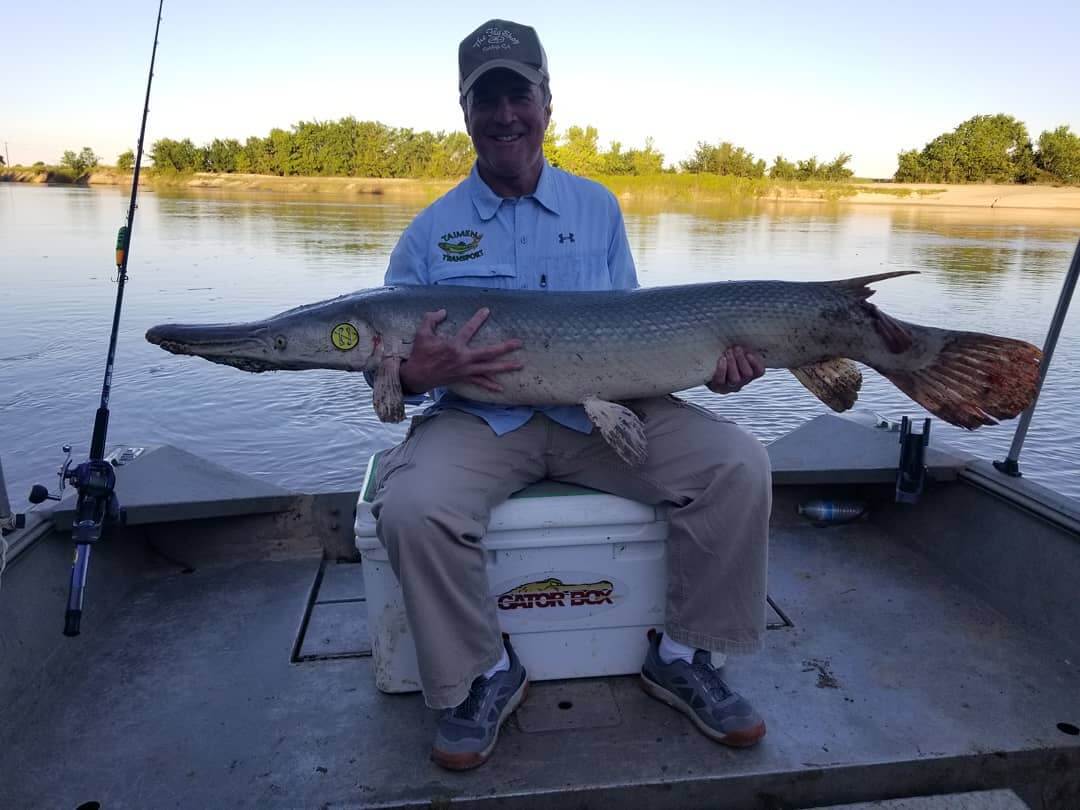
[461,96,472,134]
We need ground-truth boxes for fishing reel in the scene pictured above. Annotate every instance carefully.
[29,446,121,542]
[28,445,75,505]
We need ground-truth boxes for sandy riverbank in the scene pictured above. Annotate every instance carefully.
[842,182,1080,210]
[4,168,1080,210]
[0,169,455,197]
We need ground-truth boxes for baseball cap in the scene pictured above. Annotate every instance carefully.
[458,19,549,99]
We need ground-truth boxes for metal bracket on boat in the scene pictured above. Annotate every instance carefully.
[0,454,26,536]
[896,416,930,504]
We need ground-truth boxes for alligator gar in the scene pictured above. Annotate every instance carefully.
[145,272,1042,465]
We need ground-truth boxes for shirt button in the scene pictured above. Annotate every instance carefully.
[520,236,527,245]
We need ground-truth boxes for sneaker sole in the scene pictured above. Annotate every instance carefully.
[431,677,530,771]
[639,671,766,748]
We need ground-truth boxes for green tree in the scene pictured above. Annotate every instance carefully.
[268,128,297,175]
[601,141,635,175]
[769,155,796,180]
[117,150,135,171]
[1037,125,1080,184]
[150,138,200,172]
[821,153,854,181]
[427,131,474,177]
[682,141,764,178]
[237,136,274,174]
[894,149,926,182]
[542,120,561,166]
[628,137,664,175]
[894,114,1037,183]
[558,125,604,176]
[204,138,241,173]
[60,147,100,175]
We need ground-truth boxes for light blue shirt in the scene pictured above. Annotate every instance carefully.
[383,160,638,435]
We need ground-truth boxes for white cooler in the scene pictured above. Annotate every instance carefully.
[354,451,671,693]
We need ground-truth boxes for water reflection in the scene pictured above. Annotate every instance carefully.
[3,184,1079,508]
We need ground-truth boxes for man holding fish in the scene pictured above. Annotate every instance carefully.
[370,18,771,769]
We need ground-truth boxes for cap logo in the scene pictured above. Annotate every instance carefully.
[474,27,520,52]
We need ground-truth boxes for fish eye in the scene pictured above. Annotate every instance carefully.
[274,335,287,350]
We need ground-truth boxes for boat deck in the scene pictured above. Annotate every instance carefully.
[4,505,1078,809]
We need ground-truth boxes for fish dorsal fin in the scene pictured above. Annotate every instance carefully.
[790,359,863,412]
[829,270,919,301]
[582,396,648,466]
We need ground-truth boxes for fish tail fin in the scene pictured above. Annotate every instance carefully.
[877,330,1042,429]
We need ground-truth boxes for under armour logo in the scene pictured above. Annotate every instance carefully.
[558,232,575,244]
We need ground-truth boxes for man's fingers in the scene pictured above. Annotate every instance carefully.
[747,351,766,378]
[469,339,522,361]
[732,346,754,380]
[713,351,731,385]
[418,309,447,336]
[466,375,503,392]
[457,307,490,344]
[470,359,524,376]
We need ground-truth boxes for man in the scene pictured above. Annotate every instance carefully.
[369,19,771,771]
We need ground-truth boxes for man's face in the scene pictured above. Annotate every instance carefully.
[463,69,550,184]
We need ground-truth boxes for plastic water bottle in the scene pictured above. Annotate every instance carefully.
[797,500,867,526]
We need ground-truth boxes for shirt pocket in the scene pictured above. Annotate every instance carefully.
[429,263,518,290]
[536,251,612,291]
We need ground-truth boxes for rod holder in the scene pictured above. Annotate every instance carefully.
[896,416,931,504]
[996,238,1080,478]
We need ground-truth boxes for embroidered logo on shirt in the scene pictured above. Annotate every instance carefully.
[558,232,575,244]
[438,230,484,262]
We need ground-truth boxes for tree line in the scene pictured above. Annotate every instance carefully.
[144,119,666,179]
[42,112,1080,185]
[895,115,1080,184]
[142,116,853,182]
[148,119,476,178]
[680,141,854,181]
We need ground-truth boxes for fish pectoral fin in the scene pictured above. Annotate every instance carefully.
[791,359,863,412]
[373,357,406,423]
[582,396,648,466]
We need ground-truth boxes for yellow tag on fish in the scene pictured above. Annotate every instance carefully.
[331,323,359,351]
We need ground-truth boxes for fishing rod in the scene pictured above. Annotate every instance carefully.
[39,0,165,637]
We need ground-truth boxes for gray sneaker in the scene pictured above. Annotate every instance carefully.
[431,637,529,771]
[640,629,766,747]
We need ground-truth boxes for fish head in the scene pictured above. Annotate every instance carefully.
[145,298,381,373]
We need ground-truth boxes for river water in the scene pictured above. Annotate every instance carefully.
[2,183,1078,509]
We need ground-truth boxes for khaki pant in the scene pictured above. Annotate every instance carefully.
[370,396,771,709]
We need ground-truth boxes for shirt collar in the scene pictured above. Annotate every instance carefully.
[468,159,561,221]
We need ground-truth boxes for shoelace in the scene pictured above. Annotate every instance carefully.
[450,676,489,722]
[692,658,733,702]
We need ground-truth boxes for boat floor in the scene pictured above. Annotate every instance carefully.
[4,518,1079,809]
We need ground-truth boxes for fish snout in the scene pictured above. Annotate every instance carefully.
[144,322,270,358]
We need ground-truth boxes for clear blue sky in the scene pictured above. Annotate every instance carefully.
[4,0,1078,178]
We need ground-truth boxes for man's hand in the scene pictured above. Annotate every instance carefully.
[398,308,523,395]
[707,346,765,395]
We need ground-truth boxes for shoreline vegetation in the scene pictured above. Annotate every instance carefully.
[4,113,1077,209]
[4,166,1080,211]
